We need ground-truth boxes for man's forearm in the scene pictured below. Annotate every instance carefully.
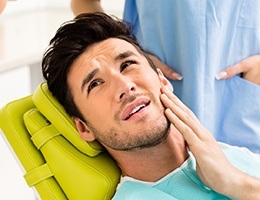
[225,171,260,200]
[71,0,103,16]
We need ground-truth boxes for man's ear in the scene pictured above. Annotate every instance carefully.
[157,68,174,92]
[72,117,96,142]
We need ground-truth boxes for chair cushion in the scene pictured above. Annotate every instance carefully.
[24,108,120,200]
[0,96,67,199]
[33,82,103,157]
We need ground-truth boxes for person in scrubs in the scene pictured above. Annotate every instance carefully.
[70,0,260,153]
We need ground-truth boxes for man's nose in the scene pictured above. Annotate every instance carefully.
[114,75,136,102]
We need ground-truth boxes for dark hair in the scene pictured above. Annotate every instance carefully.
[42,12,156,121]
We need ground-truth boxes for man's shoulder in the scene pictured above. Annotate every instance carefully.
[218,142,260,178]
[218,142,260,161]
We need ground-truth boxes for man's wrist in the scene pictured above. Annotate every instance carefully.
[224,171,260,200]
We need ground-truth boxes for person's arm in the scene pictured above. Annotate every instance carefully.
[70,0,103,16]
[0,0,8,14]
[230,174,260,200]
[160,86,260,200]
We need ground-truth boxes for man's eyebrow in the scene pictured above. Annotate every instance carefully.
[81,68,99,93]
[115,51,137,61]
[80,51,136,93]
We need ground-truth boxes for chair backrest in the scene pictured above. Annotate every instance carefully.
[0,82,120,200]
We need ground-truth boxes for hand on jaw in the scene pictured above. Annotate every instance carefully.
[160,86,260,199]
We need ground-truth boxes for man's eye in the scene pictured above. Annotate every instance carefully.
[88,80,103,93]
[120,60,137,72]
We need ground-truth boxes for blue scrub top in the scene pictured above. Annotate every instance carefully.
[123,0,260,153]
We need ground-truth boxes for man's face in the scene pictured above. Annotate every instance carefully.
[68,38,170,151]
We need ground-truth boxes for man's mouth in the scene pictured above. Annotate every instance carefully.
[121,98,150,120]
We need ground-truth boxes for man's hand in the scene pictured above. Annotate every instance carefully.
[216,55,260,85]
[160,86,260,199]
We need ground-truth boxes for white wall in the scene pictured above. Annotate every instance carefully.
[2,0,46,15]
[2,0,125,17]
[0,1,125,199]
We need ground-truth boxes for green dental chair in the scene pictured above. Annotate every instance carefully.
[0,82,121,200]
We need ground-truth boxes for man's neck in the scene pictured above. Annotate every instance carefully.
[109,125,189,182]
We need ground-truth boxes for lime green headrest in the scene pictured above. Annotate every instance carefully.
[33,82,103,157]
[23,107,120,199]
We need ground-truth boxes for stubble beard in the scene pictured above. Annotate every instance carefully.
[87,93,170,151]
[89,113,170,151]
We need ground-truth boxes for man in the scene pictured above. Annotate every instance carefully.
[70,0,260,154]
[42,13,260,199]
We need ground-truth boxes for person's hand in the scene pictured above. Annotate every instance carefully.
[216,55,260,85]
[148,54,183,81]
[160,86,260,199]
[0,0,8,14]
[70,0,103,16]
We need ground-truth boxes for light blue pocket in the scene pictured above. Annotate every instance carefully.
[237,0,260,29]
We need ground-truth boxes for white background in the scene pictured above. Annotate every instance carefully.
[0,0,124,199]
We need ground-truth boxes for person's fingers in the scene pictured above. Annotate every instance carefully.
[161,87,217,141]
[160,89,205,139]
[159,63,183,81]
[161,87,186,111]
[215,55,260,80]
[148,54,183,80]
[164,108,201,146]
[215,63,244,80]
[161,87,200,124]
[242,55,260,85]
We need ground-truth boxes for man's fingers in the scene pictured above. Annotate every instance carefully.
[161,87,200,124]
[164,108,200,145]
[160,90,205,139]
[161,87,186,111]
